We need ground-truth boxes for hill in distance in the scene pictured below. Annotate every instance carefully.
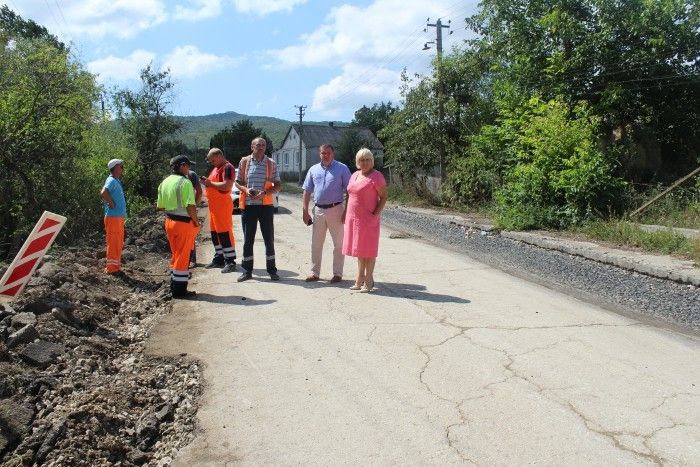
[175,111,348,153]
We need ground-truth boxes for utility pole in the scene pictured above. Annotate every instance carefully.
[294,105,306,185]
[425,18,452,181]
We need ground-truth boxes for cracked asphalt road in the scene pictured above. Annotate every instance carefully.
[148,194,700,465]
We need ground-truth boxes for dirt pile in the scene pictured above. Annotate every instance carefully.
[0,209,202,466]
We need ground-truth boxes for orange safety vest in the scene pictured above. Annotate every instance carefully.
[239,155,275,209]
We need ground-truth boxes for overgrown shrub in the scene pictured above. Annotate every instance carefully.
[443,124,506,205]
[495,98,624,229]
[631,184,700,229]
[0,33,98,256]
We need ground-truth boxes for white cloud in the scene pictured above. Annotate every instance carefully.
[173,0,223,21]
[266,0,477,117]
[267,0,474,69]
[163,45,240,79]
[231,0,307,16]
[311,64,401,117]
[87,49,156,81]
[16,0,168,39]
[88,46,239,82]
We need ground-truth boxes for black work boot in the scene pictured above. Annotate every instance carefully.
[204,254,224,269]
[221,261,236,273]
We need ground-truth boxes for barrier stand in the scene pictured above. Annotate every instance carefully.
[0,211,67,303]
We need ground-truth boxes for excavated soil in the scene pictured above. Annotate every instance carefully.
[0,208,202,466]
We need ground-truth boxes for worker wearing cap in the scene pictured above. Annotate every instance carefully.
[100,159,126,274]
[157,155,200,298]
[201,147,237,273]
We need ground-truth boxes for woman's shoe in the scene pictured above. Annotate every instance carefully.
[349,283,362,290]
[360,280,374,293]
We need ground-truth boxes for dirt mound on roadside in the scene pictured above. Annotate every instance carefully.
[0,209,202,466]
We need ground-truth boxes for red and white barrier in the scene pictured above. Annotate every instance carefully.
[0,211,67,302]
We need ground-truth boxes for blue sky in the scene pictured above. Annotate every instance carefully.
[10,0,478,122]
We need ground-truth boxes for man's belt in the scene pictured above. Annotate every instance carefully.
[315,202,342,209]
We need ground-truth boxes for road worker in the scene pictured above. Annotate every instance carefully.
[201,148,237,273]
[235,137,281,282]
[157,155,200,298]
[100,159,126,275]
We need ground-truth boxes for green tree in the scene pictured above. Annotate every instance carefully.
[0,5,64,50]
[351,102,398,135]
[466,0,700,182]
[113,64,182,200]
[209,119,272,165]
[0,22,99,257]
[379,71,440,181]
[335,129,373,168]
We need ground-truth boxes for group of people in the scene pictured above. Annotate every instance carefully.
[99,137,387,298]
[302,144,387,292]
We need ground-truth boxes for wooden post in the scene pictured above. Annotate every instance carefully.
[629,166,700,218]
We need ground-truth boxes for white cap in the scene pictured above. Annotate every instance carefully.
[107,159,124,170]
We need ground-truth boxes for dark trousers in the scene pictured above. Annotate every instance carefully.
[241,205,277,274]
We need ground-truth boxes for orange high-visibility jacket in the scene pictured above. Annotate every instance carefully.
[238,155,275,209]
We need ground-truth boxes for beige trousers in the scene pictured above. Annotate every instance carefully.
[311,204,345,277]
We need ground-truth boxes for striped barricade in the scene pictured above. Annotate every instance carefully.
[0,211,67,302]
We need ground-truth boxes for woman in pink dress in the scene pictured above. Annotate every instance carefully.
[342,148,388,292]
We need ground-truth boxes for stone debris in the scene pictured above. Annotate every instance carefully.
[18,340,66,368]
[6,324,40,349]
[0,208,203,466]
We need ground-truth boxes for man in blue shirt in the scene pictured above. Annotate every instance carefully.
[302,144,351,283]
[100,159,127,274]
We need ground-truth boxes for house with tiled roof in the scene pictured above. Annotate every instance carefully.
[272,123,384,179]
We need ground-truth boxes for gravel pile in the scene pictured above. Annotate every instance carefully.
[0,209,202,466]
[383,207,699,331]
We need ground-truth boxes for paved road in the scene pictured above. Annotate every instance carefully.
[148,194,700,465]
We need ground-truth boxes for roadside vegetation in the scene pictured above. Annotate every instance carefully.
[281,182,304,194]
[352,0,699,262]
[0,7,194,262]
[575,220,700,264]
[631,188,700,230]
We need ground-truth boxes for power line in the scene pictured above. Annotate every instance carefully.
[319,2,474,111]
[52,0,68,28]
[41,0,62,34]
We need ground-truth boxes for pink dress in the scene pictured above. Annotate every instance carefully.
[342,170,386,258]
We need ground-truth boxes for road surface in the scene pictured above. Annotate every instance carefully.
[148,194,700,465]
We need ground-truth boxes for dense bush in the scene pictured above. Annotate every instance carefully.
[0,10,164,260]
[442,124,506,205]
[494,98,624,229]
[0,33,99,256]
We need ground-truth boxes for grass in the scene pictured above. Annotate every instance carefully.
[629,186,700,229]
[636,203,700,229]
[280,182,304,194]
[574,219,700,265]
[387,185,433,206]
